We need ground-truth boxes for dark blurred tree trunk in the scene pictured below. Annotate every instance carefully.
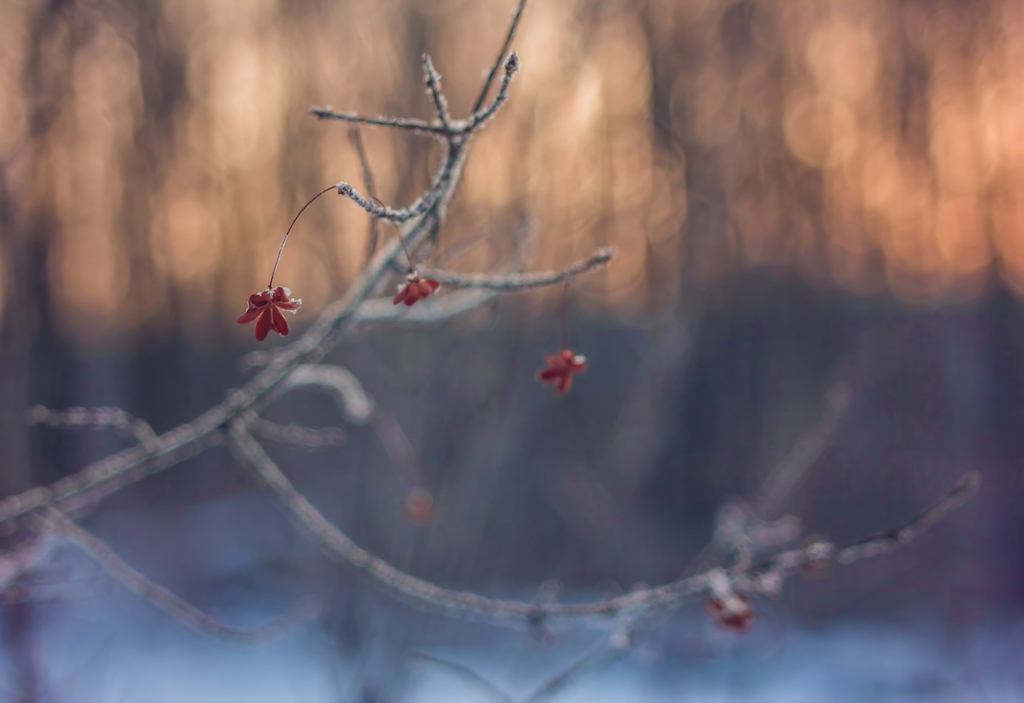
[0,2,79,699]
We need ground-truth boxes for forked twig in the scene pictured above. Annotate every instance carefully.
[0,4,532,529]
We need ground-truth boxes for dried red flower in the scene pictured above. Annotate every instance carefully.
[706,593,756,634]
[537,349,587,396]
[237,286,302,341]
[393,273,440,307]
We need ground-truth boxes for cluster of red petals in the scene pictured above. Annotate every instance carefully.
[537,349,587,396]
[237,286,302,341]
[706,594,756,634]
[393,274,440,307]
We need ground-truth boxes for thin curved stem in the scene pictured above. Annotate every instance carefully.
[269,186,335,289]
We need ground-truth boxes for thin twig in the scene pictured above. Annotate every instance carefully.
[755,382,853,519]
[354,288,499,326]
[739,472,982,591]
[471,0,529,114]
[230,421,978,624]
[422,54,453,132]
[35,508,320,642]
[466,53,521,132]
[249,418,346,449]
[27,406,158,451]
[307,110,444,138]
[418,247,615,291]
[334,158,449,223]
[347,128,380,264]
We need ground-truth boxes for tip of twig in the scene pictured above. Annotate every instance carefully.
[954,471,981,497]
[336,182,353,196]
[594,246,618,263]
[505,51,520,75]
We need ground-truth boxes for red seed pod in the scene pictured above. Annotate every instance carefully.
[536,349,587,396]
[706,593,756,634]
[237,287,302,341]
[393,274,440,307]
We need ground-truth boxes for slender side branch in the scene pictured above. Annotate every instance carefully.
[471,0,528,113]
[35,508,320,641]
[739,471,982,592]
[335,181,442,224]
[755,382,853,519]
[230,421,978,625]
[355,288,499,326]
[335,135,459,225]
[466,53,520,132]
[418,247,616,291]
[347,128,380,263]
[422,54,453,132]
[307,109,445,138]
[250,419,346,449]
[28,405,158,450]
[835,471,981,564]
[0,1,520,527]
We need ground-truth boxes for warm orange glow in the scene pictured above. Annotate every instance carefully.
[1,0,1021,340]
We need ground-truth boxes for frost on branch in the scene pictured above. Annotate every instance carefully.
[2,6,982,700]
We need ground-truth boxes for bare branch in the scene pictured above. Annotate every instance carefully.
[230,422,977,625]
[466,52,521,133]
[835,471,981,565]
[347,127,380,263]
[307,109,445,138]
[739,472,982,592]
[355,288,499,326]
[35,508,320,642]
[249,418,346,449]
[0,139,458,522]
[422,54,453,132]
[283,364,375,424]
[471,0,529,114]
[28,405,158,451]
[755,382,853,518]
[419,247,616,291]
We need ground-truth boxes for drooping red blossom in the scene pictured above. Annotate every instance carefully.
[393,273,440,307]
[706,593,756,634]
[237,286,302,341]
[537,349,587,396]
